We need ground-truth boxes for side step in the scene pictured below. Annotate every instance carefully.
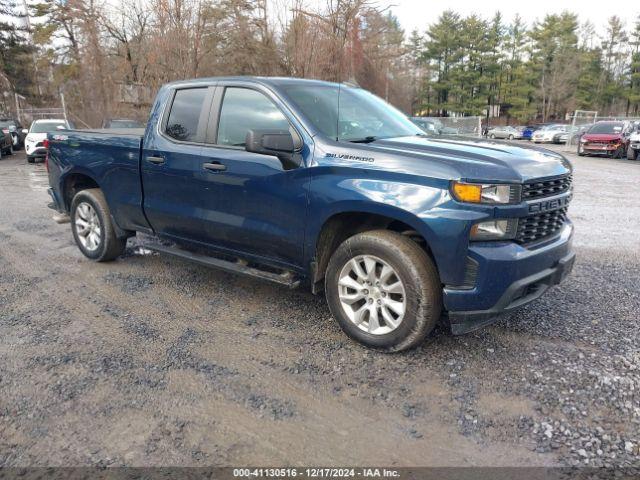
[145,242,301,289]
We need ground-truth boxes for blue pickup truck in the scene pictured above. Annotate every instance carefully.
[46,77,575,351]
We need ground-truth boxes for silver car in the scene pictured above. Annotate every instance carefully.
[487,126,523,140]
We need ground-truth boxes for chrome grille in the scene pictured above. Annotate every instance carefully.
[522,175,572,200]
[516,207,568,245]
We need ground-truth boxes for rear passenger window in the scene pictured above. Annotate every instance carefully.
[165,88,208,142]
[216,88,290,147]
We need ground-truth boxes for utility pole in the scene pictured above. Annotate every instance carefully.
[60,92,68,123]
[15,93,26,122]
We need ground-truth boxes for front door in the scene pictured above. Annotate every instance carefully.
[195,85,311,268]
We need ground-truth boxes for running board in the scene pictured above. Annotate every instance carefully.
[145,243,301,289]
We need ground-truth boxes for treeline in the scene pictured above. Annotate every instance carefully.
[0,0,638,126]
[412,11,640,121]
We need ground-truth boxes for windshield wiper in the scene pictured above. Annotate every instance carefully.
[348,136,378,144]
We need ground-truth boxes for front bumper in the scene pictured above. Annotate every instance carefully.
[26,146,47,157]
[582,143,620,153]
[445,223,574,334]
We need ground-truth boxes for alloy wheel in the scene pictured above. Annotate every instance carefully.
[337,255,407,335]
[74,202,102,251]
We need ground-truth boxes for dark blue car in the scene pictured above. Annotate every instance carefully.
[522,125,540,140]
[46,77,575,351]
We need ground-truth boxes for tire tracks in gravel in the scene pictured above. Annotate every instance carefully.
[0,205,551,467]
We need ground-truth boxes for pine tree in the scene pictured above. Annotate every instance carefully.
[0,0,34,97]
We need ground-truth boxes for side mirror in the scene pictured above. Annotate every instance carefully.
[22,128,28,134]
[245,129,301,156]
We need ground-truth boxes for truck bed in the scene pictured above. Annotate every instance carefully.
[47,129,150,233]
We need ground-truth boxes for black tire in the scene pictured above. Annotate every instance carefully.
[628,146,638,161]
[325,230,442,352]
[508,134,514,140]
[27,155,34,163]
[490,134,495,139]
[70,188,126,262]
[612,146,625,159]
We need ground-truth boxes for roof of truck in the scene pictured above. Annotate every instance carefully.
[164,76,346,89]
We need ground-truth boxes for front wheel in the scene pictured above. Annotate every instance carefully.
[325,230,442,352]
[71,188,126,262]
[508,134,514,140]
[490,134,495,139]
[628,146,639,160]
[612,146,625,159]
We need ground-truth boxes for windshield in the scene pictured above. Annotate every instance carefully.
[30,122,67,133]
[588,123,624,134]
[282,84,422,142]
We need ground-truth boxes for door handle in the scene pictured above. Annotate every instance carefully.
[202,162,226,172]
[146,155,165,165]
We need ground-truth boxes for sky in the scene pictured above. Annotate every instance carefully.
[387,0,639,36]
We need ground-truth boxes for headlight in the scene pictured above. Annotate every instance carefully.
[470,219,518,241]
[451,181,521,204]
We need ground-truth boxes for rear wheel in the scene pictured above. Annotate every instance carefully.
[490,134,496,139]
[71,188,126,262]
[325,230,442,352]
[628,146,638,160]
[508,134,514,140]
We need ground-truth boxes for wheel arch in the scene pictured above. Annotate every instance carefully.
[309,205,440,294]
[61,169,102,212]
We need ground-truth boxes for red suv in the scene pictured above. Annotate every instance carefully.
[578,121,631,158]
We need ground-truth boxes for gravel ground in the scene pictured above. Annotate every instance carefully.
[0,146,638,470]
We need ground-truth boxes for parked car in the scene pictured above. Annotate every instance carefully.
[552,129,570,144]
[102,118,145,129]
[487,126,523,140]
[440,126,459,135]
[577,121,631,158]
[0,118,26,149]
[531,124,568,143]
[627,124,640,160]
[24,118,71,163]
[0,125,14,158]
[410,117,439,135]
[46,77,575,352]
[521,125,541,140]
[568,124,591,145]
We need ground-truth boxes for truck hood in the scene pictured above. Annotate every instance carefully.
[361,136,572,182]
[582,133,623,142]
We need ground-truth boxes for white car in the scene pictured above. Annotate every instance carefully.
[628,129,640,160]
[24,119,71,163]
[531,125,568,143]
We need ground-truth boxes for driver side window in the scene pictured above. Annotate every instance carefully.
[216,88,290,147]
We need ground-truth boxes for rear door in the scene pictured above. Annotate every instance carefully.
[141,85,216,241]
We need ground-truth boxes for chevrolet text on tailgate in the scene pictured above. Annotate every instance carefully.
[46,77,575,352]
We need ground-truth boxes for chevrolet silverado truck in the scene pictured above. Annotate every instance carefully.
[46,77,575,351]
